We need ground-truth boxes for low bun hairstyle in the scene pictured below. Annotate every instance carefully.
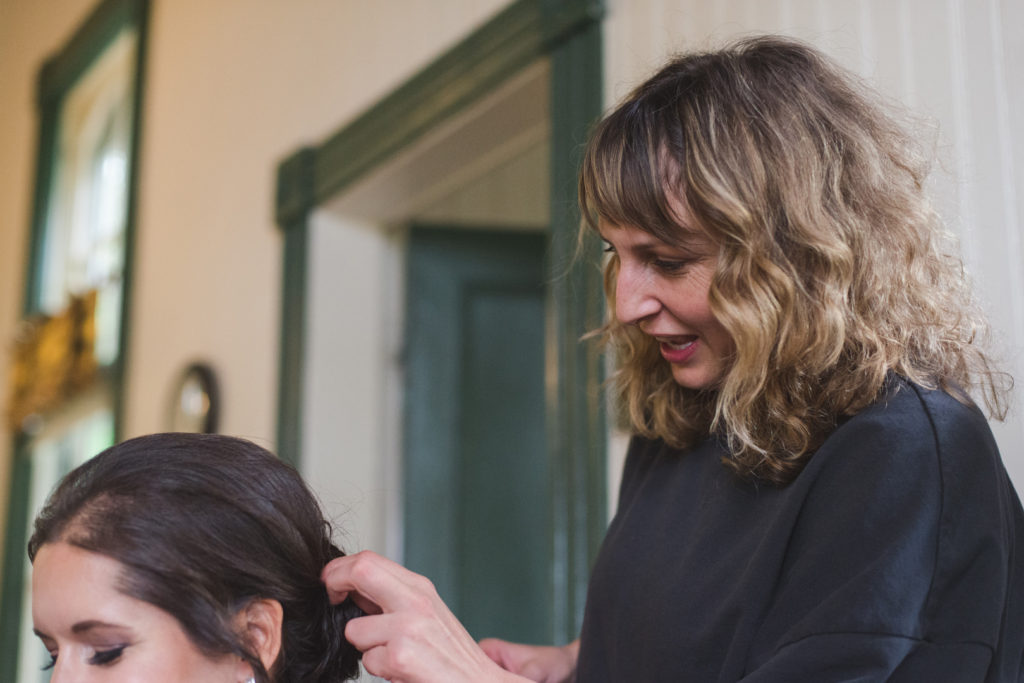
[28,433,363,682]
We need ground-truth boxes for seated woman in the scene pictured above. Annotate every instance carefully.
[28,432,363,682]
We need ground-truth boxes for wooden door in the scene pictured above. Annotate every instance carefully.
[404,226,551,643]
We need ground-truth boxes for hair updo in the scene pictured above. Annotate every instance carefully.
[28,432,363,682]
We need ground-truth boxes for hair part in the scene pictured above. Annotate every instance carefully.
[29,433,362,682]
[580,35,1011,485]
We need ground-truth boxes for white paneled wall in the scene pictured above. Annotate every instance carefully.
[303,212,406,559]
[605,0,1024,494]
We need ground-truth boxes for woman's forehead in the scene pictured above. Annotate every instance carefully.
[598,218,714,251]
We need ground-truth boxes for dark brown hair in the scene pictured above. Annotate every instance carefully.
[29,432,362,682]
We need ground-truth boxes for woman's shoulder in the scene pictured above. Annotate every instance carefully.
[826,376,996,467]
[805,376,1020,581]
[796,376,1013,550]
[750,377,1024,677]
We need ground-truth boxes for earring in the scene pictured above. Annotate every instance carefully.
[245,678,255,683]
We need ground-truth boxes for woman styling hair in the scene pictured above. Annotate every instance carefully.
[29,432,363,682]
[319,35,1024,682]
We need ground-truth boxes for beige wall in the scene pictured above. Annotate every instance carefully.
[0,0,513,563]
[127,0,512,449]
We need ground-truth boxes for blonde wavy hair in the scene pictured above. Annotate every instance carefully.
[580,35,1010,485]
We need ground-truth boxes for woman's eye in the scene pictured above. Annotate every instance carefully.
[41,653,57,671]
[89,646,126,666]
[602,242,615,254]
[652,259,689,274]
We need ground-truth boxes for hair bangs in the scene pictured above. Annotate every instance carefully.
[580,100,683,240]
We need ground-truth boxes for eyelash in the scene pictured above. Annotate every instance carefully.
[602,243,692,275]
[91,646,127,665]
[652,259,689,275]
[41,646,127,671]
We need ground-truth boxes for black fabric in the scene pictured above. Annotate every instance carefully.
[577,379,1024,682]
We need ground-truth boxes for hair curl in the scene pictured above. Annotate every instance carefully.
[28,433,363,682]
[579,35,1010,485]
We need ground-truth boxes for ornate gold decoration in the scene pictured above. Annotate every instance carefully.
[6,290,99,432]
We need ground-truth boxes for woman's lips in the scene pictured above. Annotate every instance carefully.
[658,336,699,364]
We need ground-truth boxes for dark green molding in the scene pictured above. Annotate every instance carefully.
[274,0,605,639]
[275,147,317,229]
[0,437,32,683]
[111,0,150,444]
[547,18,606,641]
[35,0,147,109]
[25,0,149,313]
[274,0,604,220]
[274,148,314,466]
[275,149,316,467]
[0,0,149,677]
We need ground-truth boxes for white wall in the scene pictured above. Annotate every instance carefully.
[303,212,405,559]
[603,0,1024,498]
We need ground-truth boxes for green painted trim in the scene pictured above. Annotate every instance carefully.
[273,0,606,639]
[547,18,606,642]
[21,105,58,315]
[26,0,149,311]
[275,147,317,230]
[0,438,31,683]
[112,0,150,440]
[275,216,310,467]
[36,0,147,109]
[274,0,603,220]
[310,0,601,204]
[274,148,316,466]
[1,0,150,675]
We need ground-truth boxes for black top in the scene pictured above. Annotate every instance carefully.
[577,379,1024,681]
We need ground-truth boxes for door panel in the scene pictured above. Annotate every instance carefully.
[404,226,550,643]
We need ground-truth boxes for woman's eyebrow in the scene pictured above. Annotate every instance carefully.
[70,620,126,634]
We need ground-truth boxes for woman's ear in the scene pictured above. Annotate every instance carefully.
[236,598,284,674]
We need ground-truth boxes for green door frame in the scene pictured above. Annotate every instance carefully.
[273,0,606,640]
[0,0,150,676]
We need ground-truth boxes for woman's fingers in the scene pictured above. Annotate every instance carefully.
[477,638,580,683]
[321,551,524,682]
[322,550,432,613]
[343,611,399,651]
[479,638,514,668]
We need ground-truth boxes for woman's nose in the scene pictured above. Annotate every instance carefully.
[48,663,69,683]
[615,265,660,325]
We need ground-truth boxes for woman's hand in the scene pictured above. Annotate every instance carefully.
[479,638,579,683]
[321,551,528,683]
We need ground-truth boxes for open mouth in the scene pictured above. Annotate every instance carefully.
[657,336,699,363]
[658,336,696,349]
